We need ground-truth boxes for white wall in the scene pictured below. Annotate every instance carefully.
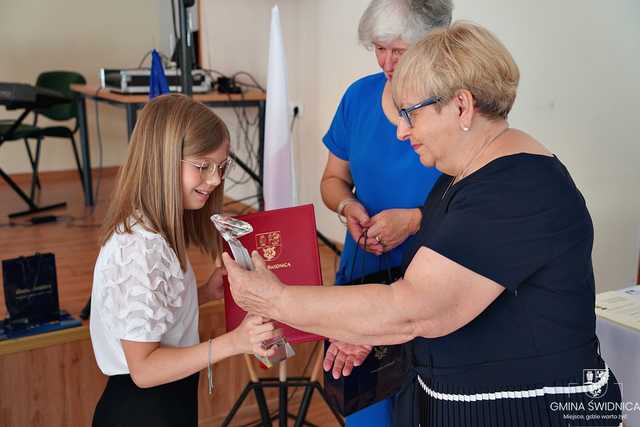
[3,0,639,292]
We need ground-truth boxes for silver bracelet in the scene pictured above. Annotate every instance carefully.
[336,197,358,224]
[207,338,214,394]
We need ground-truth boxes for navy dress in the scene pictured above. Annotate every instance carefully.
[395,154,622,426]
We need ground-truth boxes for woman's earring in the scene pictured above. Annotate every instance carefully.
[462,126,470,132]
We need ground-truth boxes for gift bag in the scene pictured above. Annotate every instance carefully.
[323,230,408,416]
[2,253,60,325]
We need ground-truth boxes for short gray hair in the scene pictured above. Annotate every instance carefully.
[358,0,453,48]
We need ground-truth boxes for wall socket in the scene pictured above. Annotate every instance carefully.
[289,102,303,118]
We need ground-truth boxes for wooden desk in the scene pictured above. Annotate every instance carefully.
[69,84,266,207]
[0,323,89,356]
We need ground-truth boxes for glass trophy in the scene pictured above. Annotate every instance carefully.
[211,214,295,367]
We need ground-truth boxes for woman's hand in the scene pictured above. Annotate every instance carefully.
[222,251,285,318]
[230,314,281,357]
[343,201,384,254]
[366,208,422,253]
[323,339,372,379]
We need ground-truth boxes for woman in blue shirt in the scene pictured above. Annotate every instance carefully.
[320,0,452,425]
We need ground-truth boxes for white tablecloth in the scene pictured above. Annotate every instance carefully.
[597,316,640,427]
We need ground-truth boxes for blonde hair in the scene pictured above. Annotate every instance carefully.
[101,94,229,271]
[393,21,520,119]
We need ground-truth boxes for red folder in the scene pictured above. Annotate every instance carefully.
[222,204,324,344]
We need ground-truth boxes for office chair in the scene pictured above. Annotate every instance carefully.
[0,71,86,200]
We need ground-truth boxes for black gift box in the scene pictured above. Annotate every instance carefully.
[323,262,408,416]
[323,340,409,416]
[2,253,60,326]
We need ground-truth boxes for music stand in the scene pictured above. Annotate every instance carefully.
[221,345,344,427]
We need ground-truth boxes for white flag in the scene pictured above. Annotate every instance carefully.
[264,5,296,210]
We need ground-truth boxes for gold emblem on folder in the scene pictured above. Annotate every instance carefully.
[256,231,282,261]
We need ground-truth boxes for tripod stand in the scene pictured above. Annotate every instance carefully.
[222,346,344,427]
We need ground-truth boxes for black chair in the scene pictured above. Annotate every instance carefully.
[0,71,86,202]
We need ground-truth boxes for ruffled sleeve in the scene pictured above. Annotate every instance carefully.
[97,229,186,342]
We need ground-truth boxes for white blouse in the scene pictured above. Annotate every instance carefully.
[89,221,199,376]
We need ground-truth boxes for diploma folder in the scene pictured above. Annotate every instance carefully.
[222,204,324,344]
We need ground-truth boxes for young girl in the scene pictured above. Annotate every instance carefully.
[89,94,276,426]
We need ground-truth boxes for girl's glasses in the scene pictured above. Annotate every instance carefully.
[182,157,234,180]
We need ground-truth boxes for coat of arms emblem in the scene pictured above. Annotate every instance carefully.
[255,231,282,261]
[583,368,608,399]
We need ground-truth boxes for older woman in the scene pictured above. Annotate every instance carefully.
[321,0,451,423]
[322,0,451,276]
[225,22,622,426]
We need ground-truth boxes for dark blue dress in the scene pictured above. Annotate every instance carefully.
[395,154,622,426]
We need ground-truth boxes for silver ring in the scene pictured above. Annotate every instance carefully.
[375,235,383,244]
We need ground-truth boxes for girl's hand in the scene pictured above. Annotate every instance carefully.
[231,314,281,357]
[206,266,227,300]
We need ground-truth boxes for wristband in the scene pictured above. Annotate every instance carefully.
[207,338,214,394]
[336,197,358,224]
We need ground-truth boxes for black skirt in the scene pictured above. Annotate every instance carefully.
[92,373,199,427]
[417,369,622,427]
[393,341,623,427]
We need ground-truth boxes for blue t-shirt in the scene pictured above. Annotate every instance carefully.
[323,72,440,284]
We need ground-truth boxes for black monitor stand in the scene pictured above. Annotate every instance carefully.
[177,0,194,96]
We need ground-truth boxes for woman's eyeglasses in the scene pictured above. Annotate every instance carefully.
[182,157,234,180]
[398,96,441,128]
